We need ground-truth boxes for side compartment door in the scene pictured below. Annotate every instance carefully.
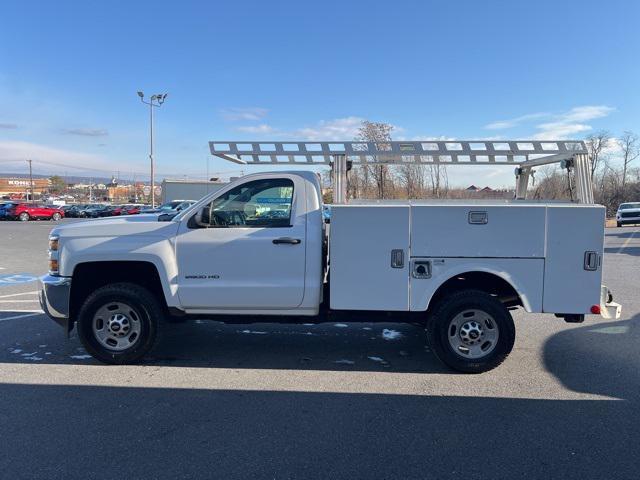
[330,206,410,311]
[175,176,306,310]
[543,206,605,313]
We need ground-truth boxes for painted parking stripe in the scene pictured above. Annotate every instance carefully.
[617,229,639,254]
[0,308,44,313]
[0,300,41,303]
[0,291,39,299]
[0,312,42,322]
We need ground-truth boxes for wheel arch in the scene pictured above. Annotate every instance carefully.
[424,270,529,314]
[69,261,169,323]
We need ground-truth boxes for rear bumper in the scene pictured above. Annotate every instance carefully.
[39,275,72,331]
[600,285,621,319]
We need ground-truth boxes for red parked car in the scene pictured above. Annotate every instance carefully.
[6,203,64,221]
[122,205,141,215]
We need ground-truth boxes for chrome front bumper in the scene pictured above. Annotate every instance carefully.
[39,275,72,332]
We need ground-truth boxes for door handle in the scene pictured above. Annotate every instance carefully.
[273,237,301,245]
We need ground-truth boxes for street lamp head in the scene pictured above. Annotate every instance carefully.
[137,91,144,98]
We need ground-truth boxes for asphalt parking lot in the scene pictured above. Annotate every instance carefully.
[0,219,638,480]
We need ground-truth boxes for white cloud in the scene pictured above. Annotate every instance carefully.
[559,105,614,123]
[235,124,278,135]
[0,140,131,174]
[486,105,615,140]
[292,116,365,140]
[532,122,593,140]
[61,128,109,137]
[485,113,548,130]
[220,107,268,122]
[232,116,401,141]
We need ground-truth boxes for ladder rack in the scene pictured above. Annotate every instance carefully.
[209,140,593,204]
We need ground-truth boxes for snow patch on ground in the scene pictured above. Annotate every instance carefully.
[362,327,372,331]
[334,359,355,365]
[382,329,402,341]
[23,356,43,361]
[70,355,93,360]
[367,356,387,363]
[9,348,23,354]
[334,323,348,328]
[240,330,268,335]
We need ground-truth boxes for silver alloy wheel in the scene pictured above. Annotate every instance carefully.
[92,301,143,351]
[19,212,29,221]
[447,309,499,359]
[52,213,61,221]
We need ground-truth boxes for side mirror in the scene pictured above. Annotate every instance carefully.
[194,206,210,227]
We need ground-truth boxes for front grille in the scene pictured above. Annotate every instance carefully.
[621,211,640,218]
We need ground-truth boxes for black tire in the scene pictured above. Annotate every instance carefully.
[52,212,62,221]
[19,212,30,221]
[77,283,162,364]
[426,289,515,373]
[617,222,622,227]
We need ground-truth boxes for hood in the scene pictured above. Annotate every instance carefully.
[51,215,180,239]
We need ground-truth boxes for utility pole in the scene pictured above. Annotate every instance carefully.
[27,159,34,203]
[137,91,168,208]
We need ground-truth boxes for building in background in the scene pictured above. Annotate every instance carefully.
[160,179,228,203]
[0,177,50,199]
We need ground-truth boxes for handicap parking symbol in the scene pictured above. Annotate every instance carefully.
[0,274,40,285]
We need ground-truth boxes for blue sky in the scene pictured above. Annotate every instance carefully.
[0,0,638,186]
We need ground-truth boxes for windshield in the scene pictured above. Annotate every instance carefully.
[159,201,183,210]
[620,203,640,210]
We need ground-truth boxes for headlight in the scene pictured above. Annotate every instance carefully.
[48,235,60,275]
[48,259,59,274]
[49,235,59,251]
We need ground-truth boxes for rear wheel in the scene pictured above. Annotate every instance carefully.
[426,289,515,373]
[18,212,30,221]
[51,212,62,221]
[77,283,162,364]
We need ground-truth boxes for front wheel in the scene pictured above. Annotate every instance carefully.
[19,212,30,221]
[51,212,62,221]
[77,283,162,364]
[426,289,515,373]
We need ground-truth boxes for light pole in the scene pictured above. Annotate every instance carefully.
[137,91,167,208]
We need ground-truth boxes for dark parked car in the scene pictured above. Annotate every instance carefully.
[97,205,125,217]
[77,204,105,218]
[5,203,64,221]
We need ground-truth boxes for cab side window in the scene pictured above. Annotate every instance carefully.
[198,178,294,228]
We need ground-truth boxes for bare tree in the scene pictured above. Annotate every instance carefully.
[426,162,448,198]
[397,162,426,198]
[355,121,394,199]
[585,130,612,179]
[618,130,639,190]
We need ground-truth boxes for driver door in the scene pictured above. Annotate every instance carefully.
[175,175,306,310]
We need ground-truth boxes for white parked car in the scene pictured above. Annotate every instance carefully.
[40,169,621,373]
[616,202,640,227]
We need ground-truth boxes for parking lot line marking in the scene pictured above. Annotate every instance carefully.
[0,291,39,299]
[617,229,639,254]
[0,300,41,303]
[0,309,43,313]
[0,312,41,322]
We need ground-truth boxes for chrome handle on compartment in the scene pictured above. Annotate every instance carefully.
[390,249,404,268]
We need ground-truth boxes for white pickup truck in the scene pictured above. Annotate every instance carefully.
[40,140,621,372]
